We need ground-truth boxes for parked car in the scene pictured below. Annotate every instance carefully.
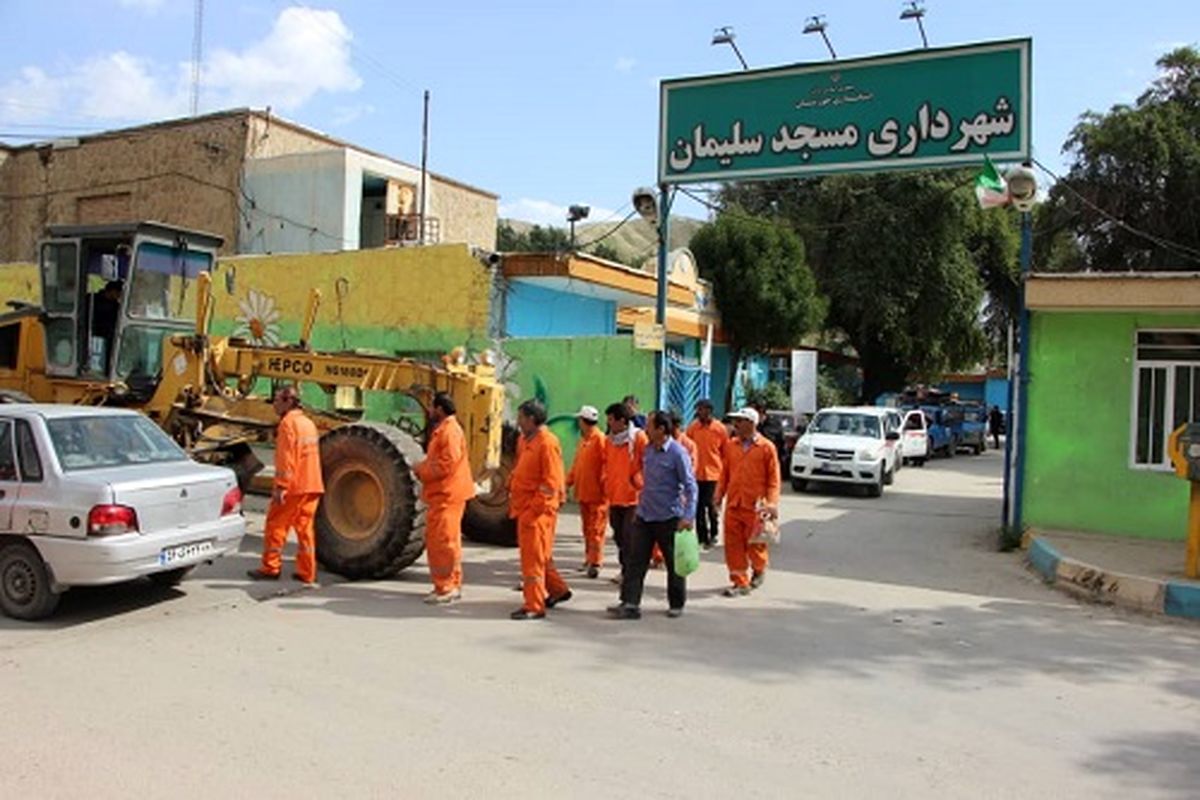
[957,404,987,454]
[899,409,930,466]
[0,405,246,620]
[790,406,901,497]
[920,405,956,458]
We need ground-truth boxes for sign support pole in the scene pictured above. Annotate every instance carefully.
[654,184,672,411]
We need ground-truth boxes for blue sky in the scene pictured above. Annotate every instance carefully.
[1,1,1195,225]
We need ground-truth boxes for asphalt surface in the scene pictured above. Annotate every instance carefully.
[2,447,1198,798]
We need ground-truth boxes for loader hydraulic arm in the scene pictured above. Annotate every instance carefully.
[208,340,504,473]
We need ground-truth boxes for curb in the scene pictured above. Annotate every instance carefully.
[1023,535,1200,621]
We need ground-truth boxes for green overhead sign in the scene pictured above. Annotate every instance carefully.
[658,38,1031,184]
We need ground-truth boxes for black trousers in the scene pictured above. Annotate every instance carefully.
[621,516,686,610]
[609,505,638,571]
[696,481,720,545]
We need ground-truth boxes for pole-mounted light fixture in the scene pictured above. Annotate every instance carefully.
[899,1,929,48]
[711,26,749,70]
[567,204,590,249]
[802,15,837,60]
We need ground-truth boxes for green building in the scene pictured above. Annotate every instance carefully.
[1022,272,1200,541]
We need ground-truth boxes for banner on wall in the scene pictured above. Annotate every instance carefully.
[791,350,818,414]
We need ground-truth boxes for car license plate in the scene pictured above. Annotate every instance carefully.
[819,461,833,471]
[159,540,214,566]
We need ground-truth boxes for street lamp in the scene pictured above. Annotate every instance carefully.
[802,15,837,60]
[632,185,672,408]
[711,26,749,70]
[899,1,929,48]
[567,204,590,249]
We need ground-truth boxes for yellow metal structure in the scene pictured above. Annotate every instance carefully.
[1167,424,1200,579]
[0,222,507,578]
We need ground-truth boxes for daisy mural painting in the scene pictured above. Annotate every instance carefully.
[233,288,283,346]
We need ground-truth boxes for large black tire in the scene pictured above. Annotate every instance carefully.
[0,542,60,620]
[463,424,518,547]
[316,423,426,580]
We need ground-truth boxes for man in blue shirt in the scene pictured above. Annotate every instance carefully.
[608,410,698,620]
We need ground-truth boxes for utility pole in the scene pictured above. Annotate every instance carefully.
[419,90,430,245]
[190,0,204,116]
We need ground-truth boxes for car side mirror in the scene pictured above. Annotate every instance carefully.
[886,431,900,441]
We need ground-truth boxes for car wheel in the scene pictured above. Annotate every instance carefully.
[866,475,884,498]
[791,478,807,493]
[974,444,984,455]
[914,457,926,467]
[0,542,61,621]
[884,466,895,486]
[147,567,193,588]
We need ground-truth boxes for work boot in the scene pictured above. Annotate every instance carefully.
[586,565,600,579]
[510,608,545,620]
[606,602,641,620]
[424,590,461,605]
[666,607,684,618]
[246,569,280,581]
[722,585,751,598]
[291,573,319,588]
[546,590,573,609]
[750,571,766,589]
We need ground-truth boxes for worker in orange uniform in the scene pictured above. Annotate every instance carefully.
[413,392,476,604]
[248,385,324,585]
[508,399,572,620]
[687,398,726,550]
[566,405,607,579]
[716,407,780,597]
[603,401,647,585]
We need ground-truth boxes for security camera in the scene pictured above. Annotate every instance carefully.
[632,187,659,224]
[567,204,590,222]
[1006,164,1038,213]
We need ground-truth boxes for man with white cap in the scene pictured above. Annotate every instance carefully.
[717,407,780,596]
[566,404,607,578]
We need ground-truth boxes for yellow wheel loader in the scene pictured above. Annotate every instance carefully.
[0,222,512,578]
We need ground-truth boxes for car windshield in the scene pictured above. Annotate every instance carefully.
[810,412,881,439]
[46,415,188,471]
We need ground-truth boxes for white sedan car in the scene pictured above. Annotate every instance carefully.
[0,405,246,620]
[790,407,901,497]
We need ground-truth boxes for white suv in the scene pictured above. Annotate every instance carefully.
[790,407,901,497]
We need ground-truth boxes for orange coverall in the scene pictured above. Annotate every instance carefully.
[567,425,607,568]
[509,426,569,615]
[686,418,726,482]
[262,408,325,582]
[413,414,476,595]
[603,428,647,569]
[718,435,781,588]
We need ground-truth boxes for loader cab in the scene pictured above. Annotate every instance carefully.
[39,223,223,398]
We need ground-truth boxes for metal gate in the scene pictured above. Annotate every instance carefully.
[664,349,710,417]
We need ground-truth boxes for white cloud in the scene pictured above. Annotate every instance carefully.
[0,67,63,123]
[118,0,165,11]
[203,7,361,111]
[615,56,636,73]
[76,51,188,120]
[0,7,360,128]
[499,198,617,228]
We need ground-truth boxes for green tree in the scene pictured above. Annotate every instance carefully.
[723,172,1001,401]
[1041,46,1200,270]
[690,210,826,410]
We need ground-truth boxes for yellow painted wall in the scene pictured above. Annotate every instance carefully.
[0,262,38,305]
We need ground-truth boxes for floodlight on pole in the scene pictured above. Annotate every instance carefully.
[711,26,749,70]
[802,15,837,60]
[899,1,929,49]
[567,204,590,249]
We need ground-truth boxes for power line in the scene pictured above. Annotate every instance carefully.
[1032,157,1200,265]
[574,210,638,249]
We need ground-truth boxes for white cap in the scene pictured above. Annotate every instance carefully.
[728,407,760,426]
[577,405,599,423]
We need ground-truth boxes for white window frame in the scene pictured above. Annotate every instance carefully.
[1129,328,1200,472]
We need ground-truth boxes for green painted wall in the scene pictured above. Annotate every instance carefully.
[1024,311,1198,540]
[501,336,656,468]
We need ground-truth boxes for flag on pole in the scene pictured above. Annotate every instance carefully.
[974,155,1009,209]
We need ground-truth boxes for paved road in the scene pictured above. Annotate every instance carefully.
[2,448,1197,798]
